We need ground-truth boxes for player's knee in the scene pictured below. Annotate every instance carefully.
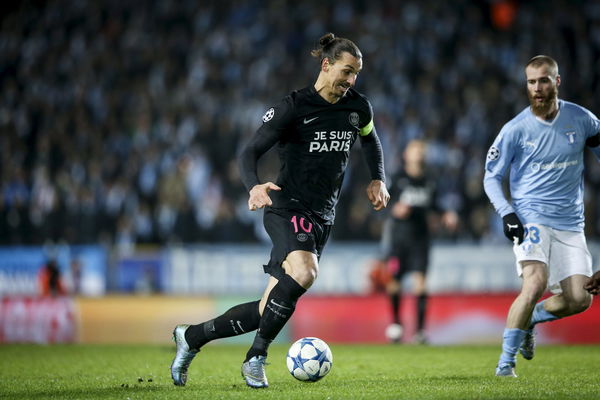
[284,251,319,288]
[289,264,318,288]
[520,282,546,304]
[570,291,592,314]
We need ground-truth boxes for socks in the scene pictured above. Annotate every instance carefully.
[498,328,528,366]
[390,293,401,324]
[245,274,306,361]
[185,300,261,350]
[416,294,427,332]
[529,300,559,328]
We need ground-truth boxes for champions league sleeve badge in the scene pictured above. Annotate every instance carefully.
[487,146,500,161]
[262,107,275,123]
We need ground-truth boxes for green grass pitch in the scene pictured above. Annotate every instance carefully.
[1,343,599,399]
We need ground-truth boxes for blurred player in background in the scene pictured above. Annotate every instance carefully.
[379,139,458,344]
[484,55,600,377]
[584,270,600,295]
[170,33,389,388]
[38,259,66,297]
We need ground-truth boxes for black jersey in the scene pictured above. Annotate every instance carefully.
[239,86,384,223]
[389,170,438,237]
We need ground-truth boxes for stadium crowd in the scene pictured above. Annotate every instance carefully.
[1,0,600,248]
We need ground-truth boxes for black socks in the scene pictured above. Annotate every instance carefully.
[182,273,307,361]
[417,294,428,331]
[185,300,261,350]
[390,293,401,324]
[245,274,306,361]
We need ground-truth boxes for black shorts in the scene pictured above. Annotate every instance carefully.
[388,240,430,279]
[262,207,331,279]
[380,219,430,279]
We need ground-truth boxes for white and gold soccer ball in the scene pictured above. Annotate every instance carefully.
[286,337,333,382]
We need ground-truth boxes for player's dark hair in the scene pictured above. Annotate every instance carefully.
[310,33,362,65]
[526,55,559,76]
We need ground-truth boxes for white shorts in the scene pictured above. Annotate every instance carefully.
[514,223,592,294]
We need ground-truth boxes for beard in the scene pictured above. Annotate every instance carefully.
[528,86,558,118]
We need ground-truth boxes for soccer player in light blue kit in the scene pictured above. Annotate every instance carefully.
[484,55,600,377]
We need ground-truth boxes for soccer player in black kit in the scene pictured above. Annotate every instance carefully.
[170,33,390,389]
[380,140,457,344]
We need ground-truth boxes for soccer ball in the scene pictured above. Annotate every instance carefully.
[286,337,333,382]
[385,323,404,342]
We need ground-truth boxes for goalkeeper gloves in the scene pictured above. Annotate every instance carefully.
[502,213,524,244]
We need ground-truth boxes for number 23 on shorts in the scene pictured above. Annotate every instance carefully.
[523,225,541,244]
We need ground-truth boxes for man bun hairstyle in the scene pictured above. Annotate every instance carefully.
[526,55,559,76]
[311,33,362,64]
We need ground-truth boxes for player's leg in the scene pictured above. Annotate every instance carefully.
[242,209,327,388]
[530,229,593,321]
[242,250,316,388]
[496,261,547,377]
[411,240,430,344]
[246,250,316,361]
[171,299,262,386]
[385,250,406,342]
[385,272,403,343]
[521,230,593,360]
[536,274,592,318]
[412,270,427,344]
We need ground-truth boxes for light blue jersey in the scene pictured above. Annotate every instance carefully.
[484,100,600,231]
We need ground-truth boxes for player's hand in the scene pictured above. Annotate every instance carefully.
[586,133,600,148]
[442,210,459,232]
[583,271,600,295]
[502,212,524,244]
[391,202,411,219]
[248,182,281,211]
[366,180,390,211]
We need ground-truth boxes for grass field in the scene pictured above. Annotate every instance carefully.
[1,343,599,399]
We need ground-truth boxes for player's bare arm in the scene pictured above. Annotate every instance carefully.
[366,179,389,211]
[248,182,281,211]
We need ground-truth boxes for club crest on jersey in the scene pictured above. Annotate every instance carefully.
[262,108,275,122]
[297,233,308,242]
[564,131,576,145]
[487,146,500,161]
[349,112,360,128]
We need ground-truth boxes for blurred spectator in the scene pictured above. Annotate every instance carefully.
[38,259,66,296]
[1,0,599,246]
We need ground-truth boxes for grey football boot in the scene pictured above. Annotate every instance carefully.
[495,362,517,378]
[170,324,199,386]
[241,355,269,388]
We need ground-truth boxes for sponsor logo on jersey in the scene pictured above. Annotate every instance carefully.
[309,130,354,152]
[349,112,360,127]
[530,159,578,172]
[297,233,308,242]
[262,107,275,122]
[540,159,579,170]
[303,116,319,124]
[487,146,500,161]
